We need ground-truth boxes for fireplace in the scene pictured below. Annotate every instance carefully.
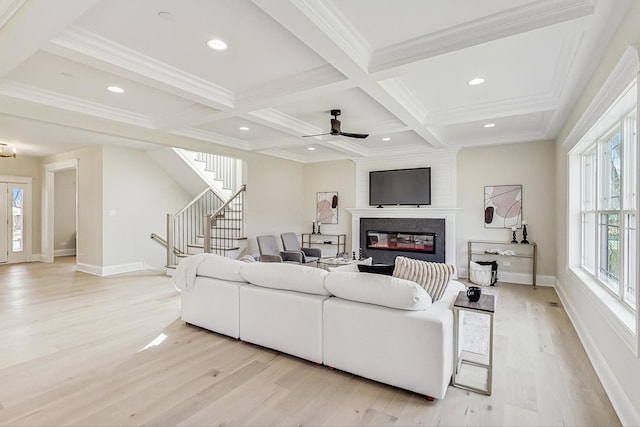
[360,217,445,264]
[366,231,436,254]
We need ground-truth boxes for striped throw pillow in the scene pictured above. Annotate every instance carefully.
[392,256,455,302]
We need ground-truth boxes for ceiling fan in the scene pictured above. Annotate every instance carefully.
[302,109,369,139]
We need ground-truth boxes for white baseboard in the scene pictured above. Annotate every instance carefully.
[76,262,144,277]
[54,249,76,257]
[76,262,102,276]
[555,279,640,427]
[31,253,42,262]
[458,268,555,287]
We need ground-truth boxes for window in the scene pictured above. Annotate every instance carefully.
[580,109,637,310]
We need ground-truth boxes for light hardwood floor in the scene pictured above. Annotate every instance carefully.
[0,257,620,426]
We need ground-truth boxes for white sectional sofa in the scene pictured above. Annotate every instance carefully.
[175,254,465,400]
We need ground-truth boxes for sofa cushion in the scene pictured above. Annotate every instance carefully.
[328,257,372,272]
[357,263,395,275]
[324,271,432,310]
[195,253,248,283]
[392,256,455,302]
[240,262,330,296]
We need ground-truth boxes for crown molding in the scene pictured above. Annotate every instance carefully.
[50,26,235,109]
[249,107,321,136]
[370,0,594,74]
[323,139,368,157]
[424,93,558,127]
[562,45,639,150]
[377,77,428,123]
[457,129,549,148]
[256,148,307,163]
[153,104,221,131]
[170,128,249,150]
[363,143,440,159]
[237,65,346,106]
[0,0,26,29]
[290,0,372,71]
[549,32,584,97]
[0,80,154,127]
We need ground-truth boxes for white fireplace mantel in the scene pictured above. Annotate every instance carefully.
[347,207,460,268]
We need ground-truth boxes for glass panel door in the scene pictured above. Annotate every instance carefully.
[7,183,27,263]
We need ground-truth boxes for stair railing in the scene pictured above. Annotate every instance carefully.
[204,184,246,256]
[166,188,224,267]
[195,151,241,192]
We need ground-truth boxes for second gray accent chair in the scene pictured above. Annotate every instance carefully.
[256,235,302,263]
[281,232,322,264]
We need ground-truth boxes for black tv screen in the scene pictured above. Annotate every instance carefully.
[369,167,431,206]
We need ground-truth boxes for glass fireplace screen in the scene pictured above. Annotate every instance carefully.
[366,231,436,254]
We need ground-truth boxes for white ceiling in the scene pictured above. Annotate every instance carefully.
[0,0,632,162]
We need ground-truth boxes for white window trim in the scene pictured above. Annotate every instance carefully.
[565,46,640,355]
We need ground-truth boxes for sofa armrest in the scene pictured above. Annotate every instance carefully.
[302,247,322,259]
[280,250,303,263]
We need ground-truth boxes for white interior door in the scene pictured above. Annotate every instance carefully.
[0,183,7,263]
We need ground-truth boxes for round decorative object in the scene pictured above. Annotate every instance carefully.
[466,286,481,302]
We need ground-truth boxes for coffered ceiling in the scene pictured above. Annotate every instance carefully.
[0,0,632,162]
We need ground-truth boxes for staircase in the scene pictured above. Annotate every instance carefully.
[152,149,247,273]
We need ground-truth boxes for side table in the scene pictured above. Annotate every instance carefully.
[452,291,495,395]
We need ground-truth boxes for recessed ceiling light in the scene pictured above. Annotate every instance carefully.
[382,137,391,141]
[158,11,173,20]
[207,39,228,51]
[484,123,496,128]
[307,147,316,151]
[239,126,249,131]
[107,86,124,94]
[468,78,485,86]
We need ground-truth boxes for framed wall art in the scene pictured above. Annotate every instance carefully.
[317,191,338,224]
[484,185,522,228]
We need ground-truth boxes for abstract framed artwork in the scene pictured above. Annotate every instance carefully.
[317,191,338,224]
[484,185,522,228]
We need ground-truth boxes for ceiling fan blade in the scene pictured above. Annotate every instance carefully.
[302,132,332,138]
[340,132,369,139]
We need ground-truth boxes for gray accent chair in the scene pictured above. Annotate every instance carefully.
[256,235,303,263]
[281,232,322,264]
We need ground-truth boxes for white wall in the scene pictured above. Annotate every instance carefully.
[102,145,192,272]
[53,169,76,255]
[555,3,640,425]
[243,153,304,255]
[457,140,556,284]
[303,160,356,255]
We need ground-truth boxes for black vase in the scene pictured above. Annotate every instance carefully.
[466,286,481,302]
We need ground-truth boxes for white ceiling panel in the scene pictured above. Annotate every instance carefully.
[6,51,200,120]
[73,0,329,93]
[431,112,549,147]
[335,0,533,50]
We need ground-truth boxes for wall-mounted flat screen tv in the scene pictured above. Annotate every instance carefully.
[369,167,431,207]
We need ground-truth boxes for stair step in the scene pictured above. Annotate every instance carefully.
[212,226,241,231]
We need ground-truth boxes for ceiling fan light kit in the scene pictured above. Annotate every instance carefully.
[302,109,369,139]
